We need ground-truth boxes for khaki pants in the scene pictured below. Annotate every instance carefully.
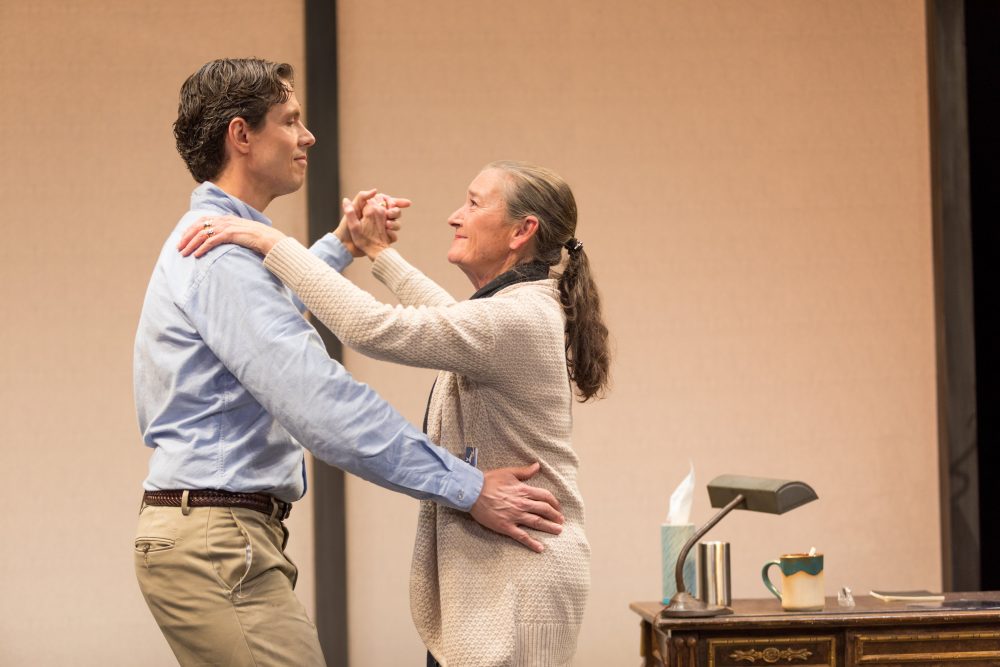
[134,502,326,667]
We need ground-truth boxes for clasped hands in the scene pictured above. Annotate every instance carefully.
[336,189,410,260]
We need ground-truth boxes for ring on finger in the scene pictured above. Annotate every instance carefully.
[204,228,215,237]
[202,220,212,228]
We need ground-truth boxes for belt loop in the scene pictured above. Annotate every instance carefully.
[181,490,191,516]
[269,497,280,522]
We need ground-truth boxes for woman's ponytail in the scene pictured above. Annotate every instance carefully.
[557,240,610,401]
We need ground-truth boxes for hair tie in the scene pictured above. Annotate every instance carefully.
[564,238,583,253]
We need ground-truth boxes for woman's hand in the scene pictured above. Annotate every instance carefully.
[334,189,410,257]
[177,215,287,258]
[342,195,394,260]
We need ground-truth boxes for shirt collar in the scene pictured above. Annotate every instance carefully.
[190,182,273,227]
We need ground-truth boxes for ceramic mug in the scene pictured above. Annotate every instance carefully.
[762,553,825,611]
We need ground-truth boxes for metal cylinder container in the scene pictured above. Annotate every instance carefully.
[697,541,732,607]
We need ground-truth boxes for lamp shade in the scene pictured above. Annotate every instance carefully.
[707,475,818,514]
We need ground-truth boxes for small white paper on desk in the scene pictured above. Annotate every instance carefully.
[665,461,695,525]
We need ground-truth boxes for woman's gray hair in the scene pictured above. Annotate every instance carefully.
[486,160,611,401]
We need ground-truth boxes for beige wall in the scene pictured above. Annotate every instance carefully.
[0,2,312,665]
[1,0,938,665]
[338,1,937,665]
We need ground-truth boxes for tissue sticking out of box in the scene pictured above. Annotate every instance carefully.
[665,461,695,525]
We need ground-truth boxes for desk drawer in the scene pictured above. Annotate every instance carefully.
[708,636,836,667]
[849,629,1000,665]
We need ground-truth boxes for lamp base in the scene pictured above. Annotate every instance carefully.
[659,591,734,618]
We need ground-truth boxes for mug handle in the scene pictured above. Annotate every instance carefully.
[761,560,782,600]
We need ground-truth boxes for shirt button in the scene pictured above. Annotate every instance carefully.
[457,490,465,501]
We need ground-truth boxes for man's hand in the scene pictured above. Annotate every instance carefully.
[469,462,564,553]
[334,189,410,257]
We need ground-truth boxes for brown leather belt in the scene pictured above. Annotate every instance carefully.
[142,489,291,521]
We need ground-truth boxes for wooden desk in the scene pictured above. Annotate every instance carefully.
[630,593,1000,667]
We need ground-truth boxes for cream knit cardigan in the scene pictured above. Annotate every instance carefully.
[264,238,590,667]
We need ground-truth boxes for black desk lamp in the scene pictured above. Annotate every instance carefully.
[660,474,818,618]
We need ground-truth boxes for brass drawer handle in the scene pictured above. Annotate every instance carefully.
[730,647,813,664]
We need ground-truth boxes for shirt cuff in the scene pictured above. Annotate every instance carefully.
[309,232,354,272]
[441,463,484,512]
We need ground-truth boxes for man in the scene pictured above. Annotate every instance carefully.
[134,58,563,666]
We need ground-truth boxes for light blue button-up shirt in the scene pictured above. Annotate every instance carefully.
[134,183,482,508]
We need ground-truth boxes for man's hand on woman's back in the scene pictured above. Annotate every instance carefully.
[470,462,564,553]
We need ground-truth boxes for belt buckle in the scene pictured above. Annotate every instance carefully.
[269,496,291,521]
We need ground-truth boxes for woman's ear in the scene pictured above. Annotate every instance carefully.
[509,215,540,252]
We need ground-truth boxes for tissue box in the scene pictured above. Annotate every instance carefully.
[661,524,696,603]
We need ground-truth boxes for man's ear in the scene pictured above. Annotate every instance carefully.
[509,215,540,252]
[226,117,252,157]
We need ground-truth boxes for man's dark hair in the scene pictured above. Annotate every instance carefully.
[174,58,294,183]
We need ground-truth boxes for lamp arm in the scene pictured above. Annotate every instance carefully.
[673,493,746,593]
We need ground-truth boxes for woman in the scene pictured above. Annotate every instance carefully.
[181,161,610,666]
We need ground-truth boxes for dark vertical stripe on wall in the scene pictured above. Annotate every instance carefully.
[925,0,980,592]
[305,0,349,663]
[964,0,1000,591]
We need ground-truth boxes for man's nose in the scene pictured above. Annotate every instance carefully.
[300,126,316,147]
[447,208,462,226]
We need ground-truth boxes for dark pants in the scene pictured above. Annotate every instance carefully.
[426,651,441,667]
